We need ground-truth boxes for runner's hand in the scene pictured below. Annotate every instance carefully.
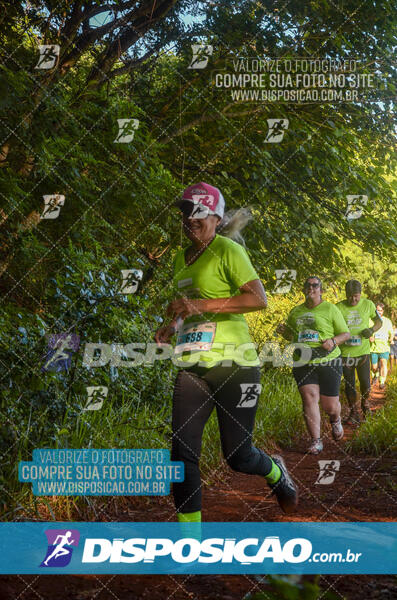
[276,323,287,335]
[155,324,176,344]
[361,328,373,339]
[322,338,335,352]
[167,298,205,320]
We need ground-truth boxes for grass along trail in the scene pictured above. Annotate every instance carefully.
[111,372,397,524]
[201,377,397,523]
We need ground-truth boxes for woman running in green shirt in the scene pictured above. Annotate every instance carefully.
[369,303,394,389]
[277,276,350,454]
[155,182,298,524]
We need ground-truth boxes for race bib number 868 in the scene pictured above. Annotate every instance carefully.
[175,322,216,353]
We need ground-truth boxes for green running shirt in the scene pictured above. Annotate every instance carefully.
[286,301,349,365]
[336,298,377,357]
[369,316,394,353]
[172,234,260,367]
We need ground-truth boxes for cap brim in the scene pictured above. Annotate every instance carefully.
[174,198,196,210]
[174,198,218,217]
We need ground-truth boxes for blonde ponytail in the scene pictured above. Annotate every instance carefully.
[216,207,252,245]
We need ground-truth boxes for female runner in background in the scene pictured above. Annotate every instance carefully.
[277,276,350,454]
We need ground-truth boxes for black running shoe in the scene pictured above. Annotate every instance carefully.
[268,455,299,514]
[361,401,370,418]
[344,409,360,426]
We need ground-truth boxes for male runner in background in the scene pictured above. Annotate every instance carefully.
[370,303,394,389]
[337,280,382,424]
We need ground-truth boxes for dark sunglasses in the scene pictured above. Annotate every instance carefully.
[304,282,320,289]
[180,202,209,219]
[180,202,194,217]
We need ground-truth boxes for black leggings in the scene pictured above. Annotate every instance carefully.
[171,363,273,513]
[342,354,371,408]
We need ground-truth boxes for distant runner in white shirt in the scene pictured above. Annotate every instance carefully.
[369,303,394,389]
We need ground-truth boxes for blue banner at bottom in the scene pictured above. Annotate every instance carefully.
[0,522,395,574]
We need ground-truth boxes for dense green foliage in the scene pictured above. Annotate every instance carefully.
[1,368,305,519]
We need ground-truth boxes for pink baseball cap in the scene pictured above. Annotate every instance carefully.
[175,182,225,219]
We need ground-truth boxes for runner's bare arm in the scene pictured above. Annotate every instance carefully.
[321,332,351,351]
[362,312,382,338]
[276,323,294,341]
[372,312,383,333]
[166,279,267,320]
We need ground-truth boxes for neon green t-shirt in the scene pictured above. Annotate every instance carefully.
[173,234,260,367]
[286,301,349,365]
[336,298,377,357]
[369,316,394,353]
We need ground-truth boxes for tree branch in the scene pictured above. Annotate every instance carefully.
[158,106,264,144]
[108,40,163,77]
[61,0,84,47]
[81,1,139,21]
[85,0,178,88]
[60,19,118,71]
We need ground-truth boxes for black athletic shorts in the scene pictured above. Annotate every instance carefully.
[292,358,343,397]
[171,363,273,513]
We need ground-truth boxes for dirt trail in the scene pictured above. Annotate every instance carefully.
[123,382,396,524]
[201,383,396,524]
[1,383,396,599]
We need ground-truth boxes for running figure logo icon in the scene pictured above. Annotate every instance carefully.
[188,44,213,69]
[315,460,340,485]
[42,333,80,372]
[35,45,60,69]
[189,203,210,219]
[114,119,140,143]
[119,269,143,294]
[237,384,262,408]
[40,529,80,567]
[265,119,289,143]
[40,194,65,219]
[273,269,297,293]
[345,195,368,220]
[83,386,108,411]
[191,193,216,210]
